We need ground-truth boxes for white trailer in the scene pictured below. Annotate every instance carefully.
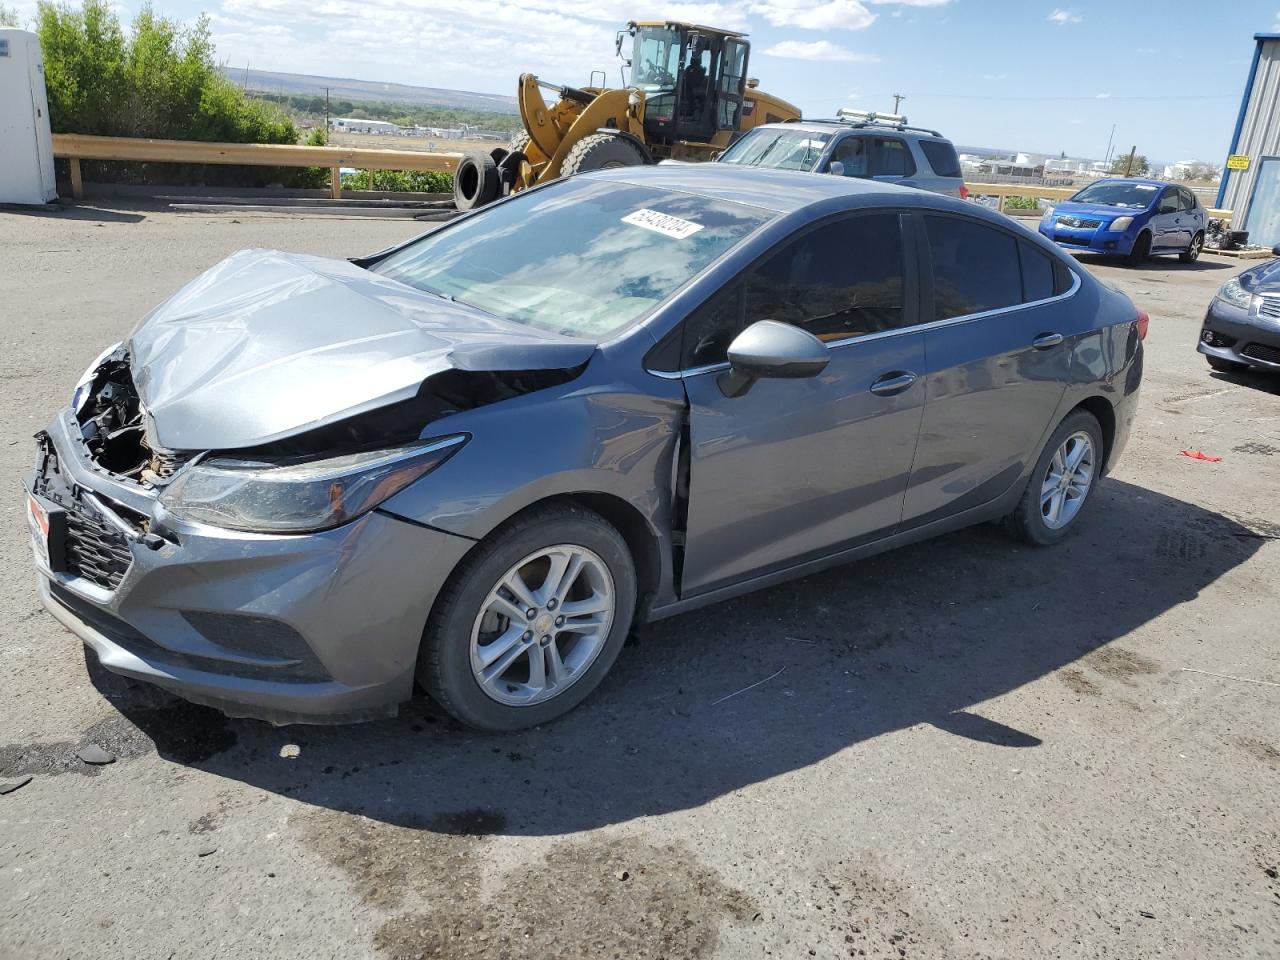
[0,29,57,205]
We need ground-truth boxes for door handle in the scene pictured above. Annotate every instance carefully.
[1032,332,1064,349]
[869,371,918,396]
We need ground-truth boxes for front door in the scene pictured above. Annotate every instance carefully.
[679,212,927,595]
[1150,187,1184,250]
[902,213,1073,527]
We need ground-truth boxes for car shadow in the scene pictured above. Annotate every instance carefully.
[86,478,1264,837]
[0,201,148,224]
[1071,252,1235,272]
[1209,367,1280,396]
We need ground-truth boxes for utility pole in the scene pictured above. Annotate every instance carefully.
[325,87,330,138]
[891,92,906,114]
[1123,145,1136,177]
[1103,123,1116,169]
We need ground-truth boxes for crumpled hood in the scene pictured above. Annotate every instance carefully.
[129,249,596,450]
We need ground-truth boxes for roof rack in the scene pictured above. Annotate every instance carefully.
[827,108,943,138]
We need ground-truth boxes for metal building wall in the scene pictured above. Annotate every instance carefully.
[1221,36,1280,222]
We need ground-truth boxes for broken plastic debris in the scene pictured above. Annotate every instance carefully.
[77,744,115,765]
[279,744,301,759]
[1179,450,1222,462]
[0,776,33,796]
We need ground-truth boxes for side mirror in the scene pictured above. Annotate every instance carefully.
[1272,244,1280,258]
[718,320,830,398]
[615,30,625,58]
[828,160,845,177]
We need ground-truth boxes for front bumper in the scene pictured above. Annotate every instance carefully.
[1198,298,1280,369]
[1039,220,1135,256]
[26,409,474,724]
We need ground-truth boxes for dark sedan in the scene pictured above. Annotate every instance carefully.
[1199,250,1280,373]
[25,166,1145,731]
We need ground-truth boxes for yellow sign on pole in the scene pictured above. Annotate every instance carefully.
[1227,154,1250,171]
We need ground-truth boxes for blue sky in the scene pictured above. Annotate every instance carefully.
[8,0,1276,162]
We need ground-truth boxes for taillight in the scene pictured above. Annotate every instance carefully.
[1136,309,1149,340]
[959,184,969,200]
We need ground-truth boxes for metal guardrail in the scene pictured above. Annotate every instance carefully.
[966,182,1232,220]
[50,133,462,200]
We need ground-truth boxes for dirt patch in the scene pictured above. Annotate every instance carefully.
[300,809,756,959]
[1156,528,1208,560]
[1058,668,1101,697]
[1238,737,1280,767]
[809,859,955,958]
[1083,647,1161,685]
[1231,442,1280,457]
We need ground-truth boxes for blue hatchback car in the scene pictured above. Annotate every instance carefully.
[1039,178,1205,266]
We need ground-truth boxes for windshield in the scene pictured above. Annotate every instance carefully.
[1070,181,1159,209]
[372,179,772,340]
[719,129,832,172]
[632,25,681,92]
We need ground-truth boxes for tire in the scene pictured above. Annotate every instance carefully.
[418,504,637,731]
[1180,231,1204,263]
[453,151,500,211]
[560,132,648,177]
[507,131,532,155]
[1125,231,1151,267]
[1002,409,1104,546]
[1207,355,1248,373]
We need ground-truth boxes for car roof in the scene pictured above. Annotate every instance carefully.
[1087,177,1173,188]
[741,120,949,140]
[583,163,970,216]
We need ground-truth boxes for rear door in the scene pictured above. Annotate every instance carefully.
[869,137,918,188]
[901,214,1076,528]
[679,211,927,594]
[1150,187,1183,250]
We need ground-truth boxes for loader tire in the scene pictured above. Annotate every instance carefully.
[507,131,532,155]
[454,151,500,211]
[560,132,648,177]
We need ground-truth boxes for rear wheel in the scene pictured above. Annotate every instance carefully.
[1003,410,1104,546]
[418,504,636,731]
[1206,355,1248,373]
[1181,231,1204,263]
[1126,231,1151,267]
[453,151,500,211]
[560,132,648,177]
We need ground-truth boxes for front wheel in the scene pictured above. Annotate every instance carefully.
[1003,410,1104,546]
[560,132,648,177]
[418,504,636,730]
[1180,231,1204,263]
[1126,231,1152,267]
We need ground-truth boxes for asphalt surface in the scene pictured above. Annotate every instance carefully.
[1,201,1278,960]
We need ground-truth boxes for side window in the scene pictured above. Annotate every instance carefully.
[1179,189,1198,212]
[919,140,962,178]
[1053,259,1074,295]
[925,215,1021,320]
[1157,189,1179,214]
[744,213,907,341]
[871,138,916,178]
[681,283,744,368]
[1019,240,1056,302]
[830,137,869,177]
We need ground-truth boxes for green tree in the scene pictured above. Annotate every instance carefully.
[0,4,20,26]
[1109,153,1150,176]
[35,0,317,185]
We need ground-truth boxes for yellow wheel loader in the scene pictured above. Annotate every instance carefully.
[453,20,801,210]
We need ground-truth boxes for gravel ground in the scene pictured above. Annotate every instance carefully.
[1,201,1277,960]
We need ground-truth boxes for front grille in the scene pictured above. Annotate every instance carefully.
[1057,216,1102,229]
[63,502,133,590]
[1058,235,1092,246]
[1257,294,1280,321]
[1242,342,1280,365]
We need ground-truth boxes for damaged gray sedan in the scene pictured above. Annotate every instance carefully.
[25,166,1142,730]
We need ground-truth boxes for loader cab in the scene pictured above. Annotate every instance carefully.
[624,21,749,147]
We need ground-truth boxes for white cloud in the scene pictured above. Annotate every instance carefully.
[1095,92,1111,99]
[1048,8,1081,25]
[762,39,879,61]
[867,0,950,4]
[753,0,877,31]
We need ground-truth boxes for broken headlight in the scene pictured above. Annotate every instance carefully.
[158,435,467,533]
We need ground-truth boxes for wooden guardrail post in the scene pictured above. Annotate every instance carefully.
[330,166,341,200]
[68,158,83,199]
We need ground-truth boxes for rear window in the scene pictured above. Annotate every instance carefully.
[919,140,962,178]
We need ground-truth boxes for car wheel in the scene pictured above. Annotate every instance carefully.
[1126,231,1151,267]
[1003,410,1104,546]
[418,504,636,731]
[1206,355,1248,373]
[1180,231,1204,263]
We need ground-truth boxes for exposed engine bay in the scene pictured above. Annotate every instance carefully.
[74,347,582,481]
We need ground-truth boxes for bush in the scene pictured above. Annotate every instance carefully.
[341,169,454,193]
[1003,196,1038,210]
[36,0,311,186]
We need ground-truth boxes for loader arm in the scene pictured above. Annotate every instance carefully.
[516,74,645,188]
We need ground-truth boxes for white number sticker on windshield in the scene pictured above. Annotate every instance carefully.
[622,208,705,239]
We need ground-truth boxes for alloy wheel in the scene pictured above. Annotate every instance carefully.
[469,544,615,706]
[1040,431,1095,530]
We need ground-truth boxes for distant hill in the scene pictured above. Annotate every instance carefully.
[223,68,518,114]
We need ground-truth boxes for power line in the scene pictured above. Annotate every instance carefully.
[912,92,1234,102]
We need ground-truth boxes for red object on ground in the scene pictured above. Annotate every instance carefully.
[959,184,970,200]
[1136,309,1150,340]
[1180,450,1222,462]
